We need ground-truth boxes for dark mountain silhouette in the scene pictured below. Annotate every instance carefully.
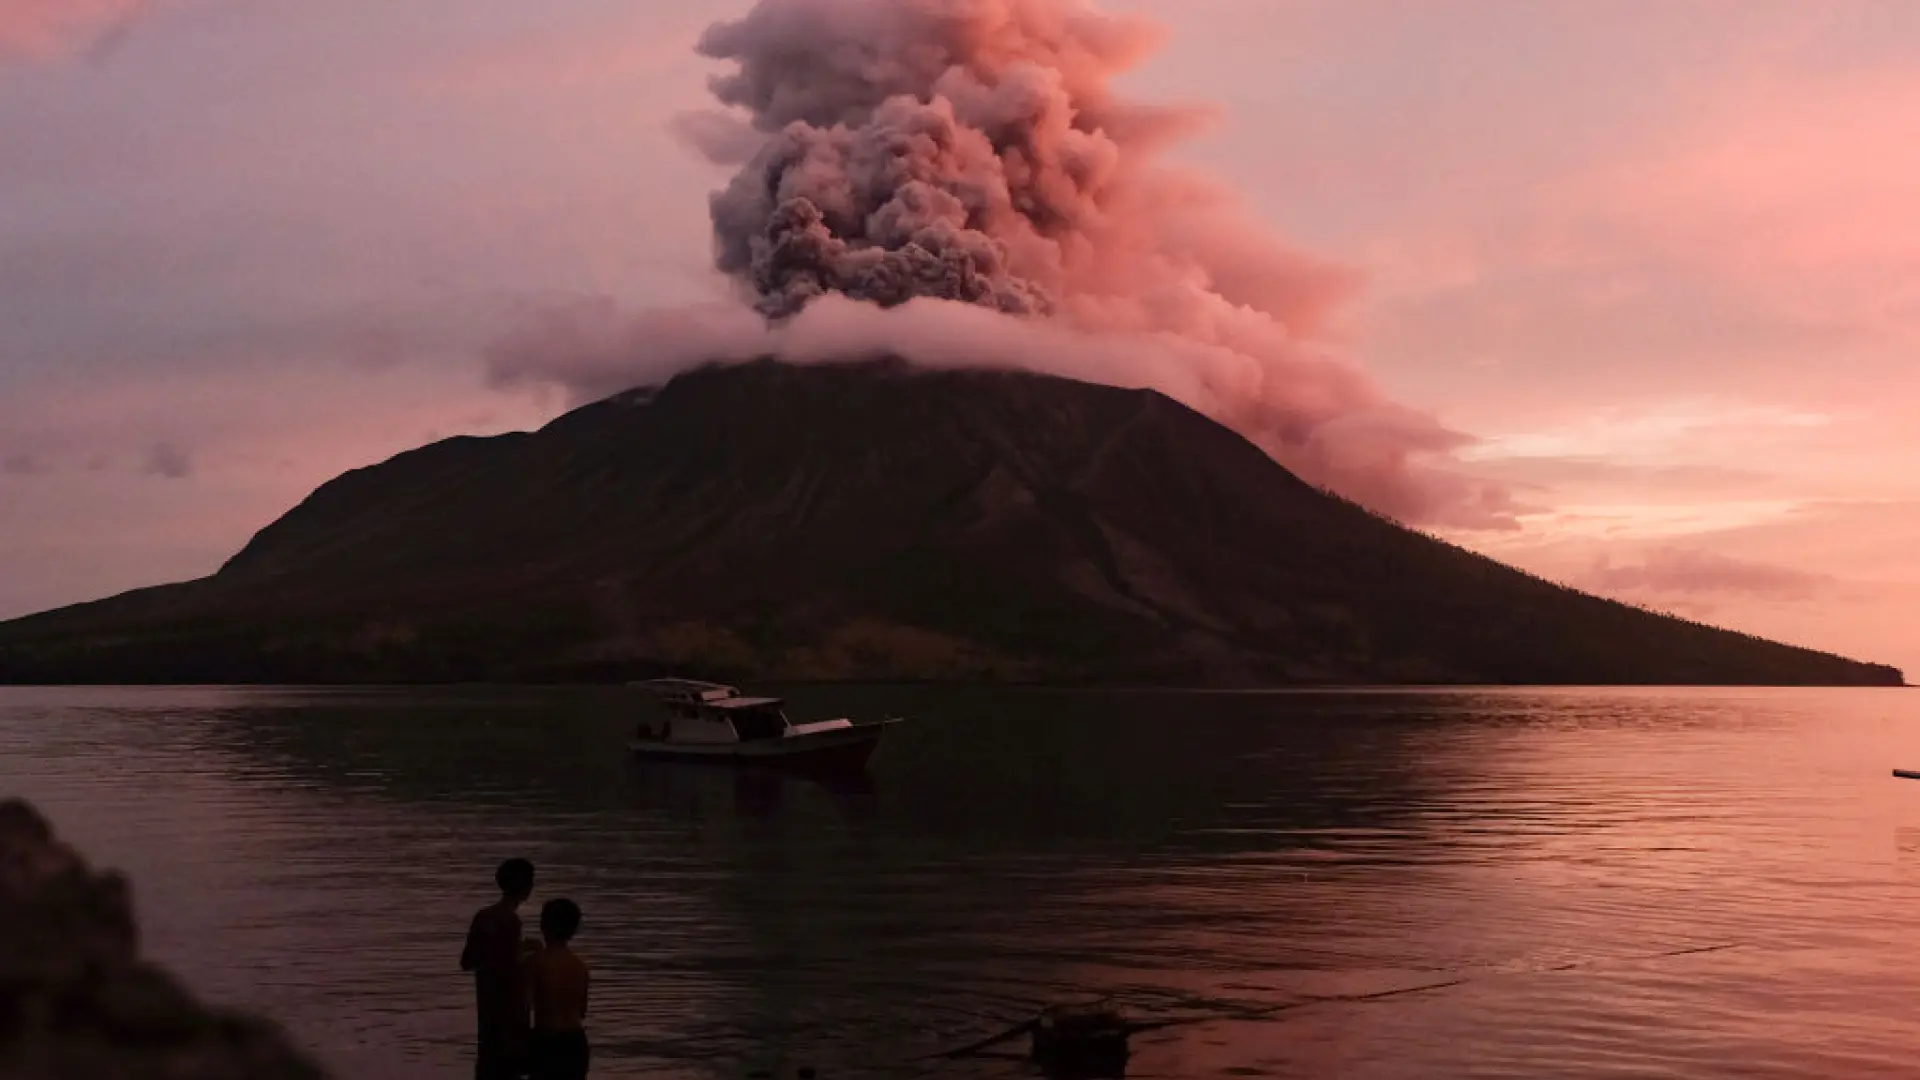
[0,359,1902,686]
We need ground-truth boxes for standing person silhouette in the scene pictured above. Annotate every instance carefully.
[460,858,536,1079]
[523,898,591,1079]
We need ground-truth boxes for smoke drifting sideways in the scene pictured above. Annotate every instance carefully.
[491,0,1519,530]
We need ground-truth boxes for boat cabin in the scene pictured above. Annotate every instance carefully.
[632,678,794,743]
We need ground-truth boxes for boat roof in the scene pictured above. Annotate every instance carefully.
[631,678,740,703]
[630,679,785,711]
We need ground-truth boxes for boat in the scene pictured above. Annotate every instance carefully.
[626,678,900,772]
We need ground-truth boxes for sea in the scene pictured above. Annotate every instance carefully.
[2,684,1918,1079]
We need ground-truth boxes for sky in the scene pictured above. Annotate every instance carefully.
[0,0,1915,676]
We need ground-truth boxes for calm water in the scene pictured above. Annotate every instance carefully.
[2,685,1919,1078]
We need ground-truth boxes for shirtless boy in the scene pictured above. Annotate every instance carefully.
[524,898,592,1079]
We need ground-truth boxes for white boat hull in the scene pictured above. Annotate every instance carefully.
[628,719,897,771]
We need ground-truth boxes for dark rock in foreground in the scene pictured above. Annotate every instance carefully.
[0,799,328,1079]
[0,359,1903,686]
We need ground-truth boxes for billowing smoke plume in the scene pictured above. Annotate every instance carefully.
[697,0,1209,323]
[497,0,1517,529]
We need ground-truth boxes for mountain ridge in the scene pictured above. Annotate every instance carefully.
[0,358,1902,687]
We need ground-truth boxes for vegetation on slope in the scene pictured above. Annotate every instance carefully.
[0,359,1901,687]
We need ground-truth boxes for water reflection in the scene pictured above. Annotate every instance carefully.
[3,685,1919,1078]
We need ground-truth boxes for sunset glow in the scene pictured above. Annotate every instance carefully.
[0,0,1914,672]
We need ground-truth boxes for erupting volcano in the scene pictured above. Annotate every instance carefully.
[0,0,1901,687]
[495,0,1512,530]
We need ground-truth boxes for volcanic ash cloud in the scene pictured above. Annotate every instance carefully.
[503,0,1517,529]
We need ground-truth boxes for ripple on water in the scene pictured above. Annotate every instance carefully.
[3,685,1919,1079]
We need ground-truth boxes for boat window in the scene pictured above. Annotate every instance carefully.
[731,706,786,741]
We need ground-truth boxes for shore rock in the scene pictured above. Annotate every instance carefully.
[0,798,329,1079]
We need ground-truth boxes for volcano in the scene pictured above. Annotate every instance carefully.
[0,359,1901,686]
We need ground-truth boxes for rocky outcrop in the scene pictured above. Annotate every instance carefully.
[0,799,328,1079]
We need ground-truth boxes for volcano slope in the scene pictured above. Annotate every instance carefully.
[0,359,1901,686]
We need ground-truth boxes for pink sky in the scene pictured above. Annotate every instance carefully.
[0,0,1914,676]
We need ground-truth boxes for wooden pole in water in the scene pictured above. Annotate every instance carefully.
[1894,770,1920,780]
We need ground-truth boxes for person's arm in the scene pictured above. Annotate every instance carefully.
[459,913,481,972]
[581,962,590,1019]
[520,951,539,1016]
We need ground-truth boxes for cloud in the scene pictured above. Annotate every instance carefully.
[1459,400,1832,464]
[1586,546,1830,602]
[1456,502,1918,671]
[486,290,1521,529]
[0,0,155,64]
[142,441,192,479]
[0,361,558,620]
[668,108,764,167]
[1464,457,1778,498]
